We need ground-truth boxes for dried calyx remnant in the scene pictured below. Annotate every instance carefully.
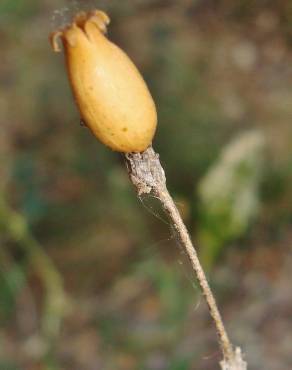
[50,10,157,153]
[50,9,247,369]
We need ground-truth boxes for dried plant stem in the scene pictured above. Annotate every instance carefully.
[156,187,233,359]
[125,146,247,369]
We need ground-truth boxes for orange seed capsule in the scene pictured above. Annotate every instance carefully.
[50,10,157,153]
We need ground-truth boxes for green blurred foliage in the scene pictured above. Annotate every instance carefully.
[0,262,26,319]
[134,257,192,327]
[0,0,292,369]
[197,130,265,269]
[0,361,21,370]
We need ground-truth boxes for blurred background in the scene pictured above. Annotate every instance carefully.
[1,1,292,369]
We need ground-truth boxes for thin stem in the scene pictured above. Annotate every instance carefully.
[125,146,246,368]
[155,186,233,360]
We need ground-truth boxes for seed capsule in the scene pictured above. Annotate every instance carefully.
[50,10,157,153]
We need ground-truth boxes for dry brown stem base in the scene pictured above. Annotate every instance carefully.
[125,146,247,369]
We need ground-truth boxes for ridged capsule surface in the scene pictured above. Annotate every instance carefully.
[50,10,157,152]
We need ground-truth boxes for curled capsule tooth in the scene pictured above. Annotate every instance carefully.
[73,11,87,28]
[90,10,110,26]
[49,9,157,153]
[50,30,63,52]
[89,15,108,34]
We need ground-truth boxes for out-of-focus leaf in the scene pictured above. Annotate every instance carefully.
[0,263,26,319]
[13,155,48,225]
[169,357,191,370]
[135,257,191,326]
[197,130,265,269]
[0,361,21,370]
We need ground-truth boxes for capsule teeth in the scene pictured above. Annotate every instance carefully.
[87,10,110,34]
[90,10,110,25]
[69,9,110,34]
[50,30,63,52]
[88,15,108,34]
[73,11,87,28]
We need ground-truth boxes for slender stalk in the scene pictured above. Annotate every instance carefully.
[125,146,247,369]
[156,187,233,359]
